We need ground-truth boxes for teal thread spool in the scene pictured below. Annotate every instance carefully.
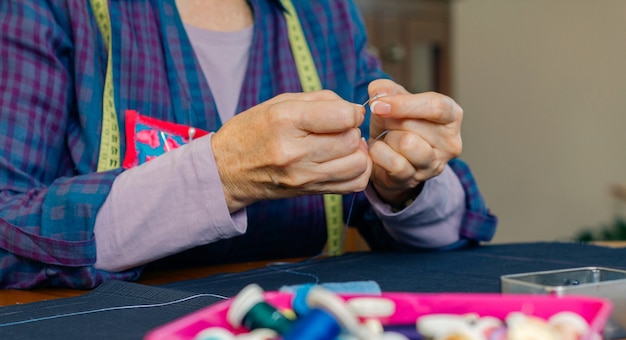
[241,301,293,334]
[227,284,294,335]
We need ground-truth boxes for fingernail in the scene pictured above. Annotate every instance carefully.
[357,104,366,115]
[356,107,365,125]
[370,101,391,115]
[360,137,370,150]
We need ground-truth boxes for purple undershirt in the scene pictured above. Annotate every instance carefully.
[93,24,465,272]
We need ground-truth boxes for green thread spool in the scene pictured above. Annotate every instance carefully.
[241,301,294,334]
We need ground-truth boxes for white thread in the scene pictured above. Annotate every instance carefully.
[267,263,322,284]
[266,95,386,280]
[360,93,383,108]
[364,94,391,145]
[371,129,390,143]
[0,293,228,328]
[266,191,358,284]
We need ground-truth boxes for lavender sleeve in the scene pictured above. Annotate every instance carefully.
[364,165,466,248]
[93,134,247,272]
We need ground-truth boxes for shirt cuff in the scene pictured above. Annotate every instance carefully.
[94,134,246,272]
[364,165,466,248]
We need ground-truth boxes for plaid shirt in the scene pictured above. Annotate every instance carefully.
[0,0,496,288]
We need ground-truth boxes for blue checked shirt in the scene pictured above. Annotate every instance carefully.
[0,0,497,288]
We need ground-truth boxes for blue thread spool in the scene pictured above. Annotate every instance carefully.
[292,284,314,317]
[306,286,375,339]
[281,308,342,340]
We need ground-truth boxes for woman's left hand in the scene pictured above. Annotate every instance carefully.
[367,79,464,207]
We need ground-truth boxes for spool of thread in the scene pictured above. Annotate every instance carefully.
[306,286,373,339]
[281,308,342,340]
[241,301,293,334]
[227,284,264,329]
[291,284,314,317]
[193,327,235,340]
[227,284,293,335]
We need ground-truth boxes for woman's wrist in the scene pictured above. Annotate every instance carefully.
[373,181,426,212]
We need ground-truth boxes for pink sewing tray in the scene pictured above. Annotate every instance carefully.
[145,292,612,340]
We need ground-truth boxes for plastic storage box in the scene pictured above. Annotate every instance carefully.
[145,292,612,340]
[501,266,626,339]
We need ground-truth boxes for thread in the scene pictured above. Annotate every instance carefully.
[266,96,391,282]
[227,283,294,335]
[194,327,234,340]
[0,293,228,328]
[291,284,315,317]
[241,301,293,334]
[265,191,358,284]
[281,308,342,340]
[306,286,366,338]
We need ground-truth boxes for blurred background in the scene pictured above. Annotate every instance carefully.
[355,0,626,243]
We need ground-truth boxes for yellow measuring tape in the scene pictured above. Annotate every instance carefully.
[280,0,344,256]
[90,0,120,172]
[91,0,344,255]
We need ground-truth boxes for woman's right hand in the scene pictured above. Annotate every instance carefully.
[211,90,372,212]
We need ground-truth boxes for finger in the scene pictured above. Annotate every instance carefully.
[381,130,440,174]
[370,92,463,125]
[314,152,372,194]
[278,148,371,193]
[316,171,371,194]
[392,119,463,161]
[303,128,363,163]
[275,99,364,134]
[368,133,418,181]
[270,89,344,104]
[313,148,371,185]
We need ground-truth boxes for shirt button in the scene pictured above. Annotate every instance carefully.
[45,267,58,277]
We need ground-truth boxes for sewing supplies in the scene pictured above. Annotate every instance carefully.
[284,281,383,321]
[279,281,382,296]
[0,292,229,329]
[194,327,236,340]
[146,283,611,340]
[90,0,121,171]
[346,296,396,320]
[193,327,278,340]
[236,285,593,340]
[416,311,594,340]
[501,266,626,339]
[304,285,373,339]
[281,308,342,340]
[227,284,294,335]
[279,0,348,256]
[224,284,402,340]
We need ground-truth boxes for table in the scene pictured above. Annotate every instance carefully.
[2,241,623,306]
[0,258,304,306]
[1,242,626,339]
[0,227,371,306]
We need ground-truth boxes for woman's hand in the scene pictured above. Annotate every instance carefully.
[212,90,372,212]
[367,79,463,207]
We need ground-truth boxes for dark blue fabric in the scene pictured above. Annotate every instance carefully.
[161,242,626,295]
[1,242,625,339]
